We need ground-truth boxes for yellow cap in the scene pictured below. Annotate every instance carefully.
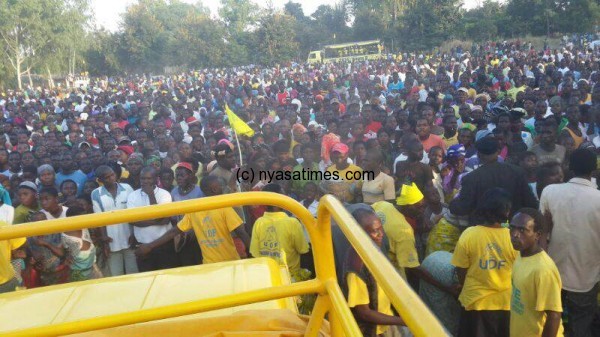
[396,183,424,206]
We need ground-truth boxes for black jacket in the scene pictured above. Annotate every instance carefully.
[449,162,538,224]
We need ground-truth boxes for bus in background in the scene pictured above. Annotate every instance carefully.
[307,39,383,64]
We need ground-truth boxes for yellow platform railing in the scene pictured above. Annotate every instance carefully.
[0,192,448,337]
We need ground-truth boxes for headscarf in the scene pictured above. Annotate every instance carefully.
[212,141,234,158]
[446,144,466,159]
[37,164,55,175]
[396,183,424,206]
[145,155,161,166]
[292,123,307,134]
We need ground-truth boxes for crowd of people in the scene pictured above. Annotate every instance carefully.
[1,38,600,337]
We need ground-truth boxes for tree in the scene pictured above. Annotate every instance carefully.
[120,0,170,72]
[41,0,92,87]
[84,30,124,76]
[554,0,600,34]
[311,4,351,44]
[399,0,462,51]
[352,9,386,42]
[251,13,299,65]
[219,0,259,36]
[173,11,246,68]
[283,1,306,22]
[0,0,90,90]
[461,0,504,42]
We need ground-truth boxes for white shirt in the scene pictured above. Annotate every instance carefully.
[540,178,600,292]
[126,187,172,244]
[42,206,68,220]
[0,204,14,224]
[91,183,134,252]
[393,151,429,174]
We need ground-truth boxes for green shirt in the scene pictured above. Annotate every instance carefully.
[13,204,39,225]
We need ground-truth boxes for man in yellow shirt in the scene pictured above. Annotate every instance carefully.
[0,222,26,293]
[345,208,405,336]
[509,208,563,337]
[451,188,517,337]
[325,142,363,203]
[374,185,459,294]
[250,183,309,279]
[136,175,250,264]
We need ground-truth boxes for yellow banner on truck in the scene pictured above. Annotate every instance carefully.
[307,40,383,64]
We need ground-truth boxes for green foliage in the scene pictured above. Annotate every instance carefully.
[0,0,91,88]
[251,13,299,66]
[219,0,259,36]
[84,30,124,76]
[0,0,598,81]
[399,0,462,51]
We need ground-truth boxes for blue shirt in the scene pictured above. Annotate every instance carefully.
[56,170,88,195]
[388,80,404,91]
[171,185,204,223]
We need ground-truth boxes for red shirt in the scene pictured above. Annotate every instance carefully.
[364,121,382,139]
[276,91,288,105]
[420,134,447,153]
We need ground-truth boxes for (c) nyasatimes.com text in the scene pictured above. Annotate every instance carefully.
[236,168,375,184]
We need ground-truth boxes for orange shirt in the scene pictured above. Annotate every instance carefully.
[420,134,447,153]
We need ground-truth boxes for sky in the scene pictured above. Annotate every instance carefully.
[93,0,482,32]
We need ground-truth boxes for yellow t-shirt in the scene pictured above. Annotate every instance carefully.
[346,272,393,335]
[451,225,517,310]
[0,225,26,284]
[442,133,459,149]
[426,217,461,257]
[250,212,309,275]
[372,201,420,280]
[177,207,242,264]
[326,164,363,203]
[510,251,564,337]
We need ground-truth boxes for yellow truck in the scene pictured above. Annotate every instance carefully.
[307,40,383,64]
[0,192,448,337]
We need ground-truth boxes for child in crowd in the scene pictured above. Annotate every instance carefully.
[62,206,103,282]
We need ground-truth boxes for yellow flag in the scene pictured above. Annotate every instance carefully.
[225,104,255,137]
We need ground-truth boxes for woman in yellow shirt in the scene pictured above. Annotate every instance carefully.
[344,208,405,337]
[451,187,517,337]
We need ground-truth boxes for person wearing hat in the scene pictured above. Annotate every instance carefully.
[508,108,534,149]
[443,144,467,202]
[13,181,40,225]
[170,161,204,266]
[137,172,249,266]
[373,184,459,296]
[449,136,538,225]
[325,142,363,203]
[209,142,237,193]
[37,164,57,191]
[330,98,345,116]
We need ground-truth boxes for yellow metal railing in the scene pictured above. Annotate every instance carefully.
[0,192,448,337]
